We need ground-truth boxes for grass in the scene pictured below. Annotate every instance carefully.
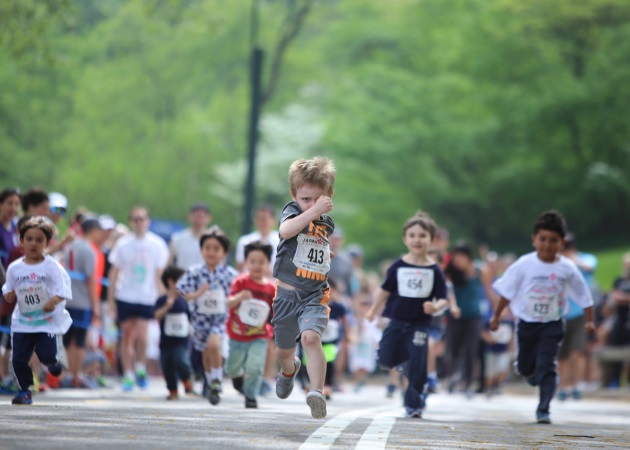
[594,247,630,292]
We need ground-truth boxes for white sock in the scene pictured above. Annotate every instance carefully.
[3,375,13,384]
[429,371,437,379]
[205,372,213,384]
[135,363,146,374]
[210,368,223,381]
[124,370,135,380]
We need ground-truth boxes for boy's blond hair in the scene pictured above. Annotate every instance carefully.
[288,157,336,197]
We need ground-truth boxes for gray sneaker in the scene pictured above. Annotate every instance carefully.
[276,356,301,399]
[306,390,327,419]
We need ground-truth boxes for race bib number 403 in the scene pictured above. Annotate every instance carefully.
[293,234,331,275]
[397,268,434,298]
[17,283,49,314]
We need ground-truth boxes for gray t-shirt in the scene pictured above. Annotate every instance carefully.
[273,201,335,293]
[63,238,96,310]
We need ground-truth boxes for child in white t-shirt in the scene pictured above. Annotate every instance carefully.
[490,210,594,424]
[2,216,73,405]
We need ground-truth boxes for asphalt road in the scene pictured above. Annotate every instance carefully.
[1,379,628,449]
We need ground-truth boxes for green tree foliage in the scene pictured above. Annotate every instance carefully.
[0,0,628,263]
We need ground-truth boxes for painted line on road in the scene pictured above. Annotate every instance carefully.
[299,406,397,450]
[354,410,398,449]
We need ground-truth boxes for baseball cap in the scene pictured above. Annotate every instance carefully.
[98,214,117,231]
[48,192,68,209]
[190,202,210,214]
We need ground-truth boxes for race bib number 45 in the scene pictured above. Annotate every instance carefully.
[397,268,434,298]
[17,283,50,314]
[293,234,331,275]
[238,299,271,328]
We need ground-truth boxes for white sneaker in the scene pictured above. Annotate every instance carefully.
[306,390,327,419]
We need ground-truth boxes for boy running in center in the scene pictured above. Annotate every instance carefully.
[490,210,594,424]
[272,156,335,419]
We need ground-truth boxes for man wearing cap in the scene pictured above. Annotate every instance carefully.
[62,217,105,388]
[46,192,75,257]
[169,203,213,269]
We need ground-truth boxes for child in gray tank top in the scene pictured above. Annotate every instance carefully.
[271,157,336,419]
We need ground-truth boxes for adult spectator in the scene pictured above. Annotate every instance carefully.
[21,188,49,217]
[46,192,75,257]
[107,206,169,391]
[235,204,279,274]
[0,188,20,268]
[63,218,104,388]
[169,203,212,269]
[603,253,630,388]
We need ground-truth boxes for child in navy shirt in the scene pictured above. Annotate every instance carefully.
[154,266,193,400]
[367,211,449,418]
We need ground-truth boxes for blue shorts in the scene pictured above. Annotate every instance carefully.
[116,300,154,323]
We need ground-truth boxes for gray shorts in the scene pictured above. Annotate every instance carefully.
[558,315,586,359]
[272,285,330,350]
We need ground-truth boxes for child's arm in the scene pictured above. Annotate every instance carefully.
[423,298,448,315]
[448,291,461,319]
[182,283,209,301]
[43,295,65,313]
[489,296,510,331]
[3,290,16,304]
[154,297,176,320]
[583,305,595,335]
[227,289,252,309]
[480,328,495,344]
[279,196,332,240]
[366,289,389,322]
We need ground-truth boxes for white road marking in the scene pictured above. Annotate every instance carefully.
[355,410,398,449]
[299,406,396,450]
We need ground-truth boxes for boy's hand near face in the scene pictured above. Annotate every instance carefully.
[314,196,333,216]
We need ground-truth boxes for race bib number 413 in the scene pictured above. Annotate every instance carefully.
[397,267,434,298]
[293,234,331,275]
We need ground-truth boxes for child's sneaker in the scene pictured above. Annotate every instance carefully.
[306,390,327,419]
[386,384,396,398]
[245,397,258,408]
[183,379,193,394]
[136,370,148,389]
[557,389,568,401]
[166,390,178,401]
[12,390,33,405]
[571,388,582,400]
[259,379,272,397]
[209,379,222,405]
[276,356,301,400]
[121,376,134,392]
[232,376,244,394]
[405,407,422,418]
[426,375,439,394]
[536,411,551,424]
[0,381,17,395]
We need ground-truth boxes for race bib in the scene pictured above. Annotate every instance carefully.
[197,289,226,315]
[293,234,331,275]
[164,313,190,337]
[238,299,271,328]
[526,290,562,322]
[321,319,340,343]
[17,283,50,314]
[397,267,434,298]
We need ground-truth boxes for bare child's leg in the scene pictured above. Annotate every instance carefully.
[277,346,297,376]
[301,330,326,392]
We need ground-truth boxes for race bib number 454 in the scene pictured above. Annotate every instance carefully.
[397,268,434,298]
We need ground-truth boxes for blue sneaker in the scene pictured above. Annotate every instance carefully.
[12,390,33,405]
[405,407,422,418]
[48,362,62,377]
[121,377,134,392]
[557,390,568,401]
[136,371,148,389]
[571,389,582,400]
[427,375,439,394]
[0,381,17,396]
[536,411,551,424]
[386,384,396,398]
[259,379,272,397]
